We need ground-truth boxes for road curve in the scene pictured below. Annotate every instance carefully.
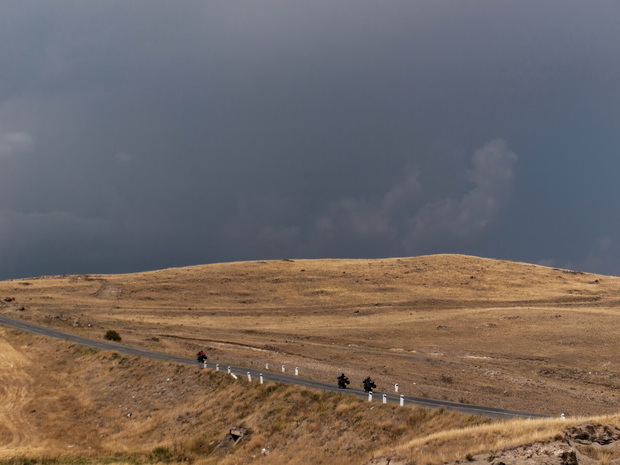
[0,314,550,419]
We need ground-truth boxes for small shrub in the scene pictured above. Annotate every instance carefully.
[104,330,122,342]
[151,446,173,462]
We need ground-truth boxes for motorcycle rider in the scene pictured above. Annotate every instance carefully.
[363,376,376,393]
[337,373,350,389]
[196,351,207,363]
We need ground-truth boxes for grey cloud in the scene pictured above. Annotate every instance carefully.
[0,130,35,158]
[580,236,620,277]
[0,209,114,277]
[315,168,422,242]
[114,152,134,164]
[0,209,110,240]
[456,139,518,232]
[537,236,617,277]
[404,139,518,251]
[307,140,517,256]
[217,193,303,260]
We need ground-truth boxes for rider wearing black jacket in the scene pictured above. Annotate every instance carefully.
[363,376,376,393]
[337,373,350,389]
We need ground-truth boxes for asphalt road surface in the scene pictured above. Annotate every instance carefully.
[0,314,550,419]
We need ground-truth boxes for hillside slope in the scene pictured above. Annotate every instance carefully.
[2,254,620,415]
[0,327,491,464]
[2,327,620,465]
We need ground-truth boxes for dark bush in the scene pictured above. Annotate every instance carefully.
[104,330,122,342]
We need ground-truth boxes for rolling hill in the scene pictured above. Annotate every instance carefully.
[2,254,620,463]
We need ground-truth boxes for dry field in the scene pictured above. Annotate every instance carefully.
[2,325,620,465]
[2,254,620,418]
[0,326,492,464]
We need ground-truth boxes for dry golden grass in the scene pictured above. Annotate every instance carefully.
[0,327,494,464]
[1,326,619,465]
[2,254,619,416]
[4,253,620,464]
[0,248,620,465]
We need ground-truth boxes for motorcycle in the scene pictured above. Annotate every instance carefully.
[363,378,376,393]
[337,374,350,389]
[196,351,207,363]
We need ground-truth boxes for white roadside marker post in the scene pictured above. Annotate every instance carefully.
[395,384,399,392]
[265,363,269,370]
[260,373,264,384]
[295,367,299,376]
[281,364,286,373]
[368,392,373,402]
[382,394,387,404]
[400,395,404,407]
[227,366,231,374]
[216,364,220,371]
[247,372,252,382]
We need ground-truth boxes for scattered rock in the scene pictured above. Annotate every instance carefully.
[437,423,620,465]
[214,426,251,451]
[556,449,578,465]
[566,423,620,445]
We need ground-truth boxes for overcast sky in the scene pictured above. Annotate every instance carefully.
[1,1,619,280]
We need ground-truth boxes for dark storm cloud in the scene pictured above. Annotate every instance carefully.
[1,1,620,279]
[226,139,518,259]
[404,139,518,249]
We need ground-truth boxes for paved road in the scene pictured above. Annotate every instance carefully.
[0,314,550,419]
